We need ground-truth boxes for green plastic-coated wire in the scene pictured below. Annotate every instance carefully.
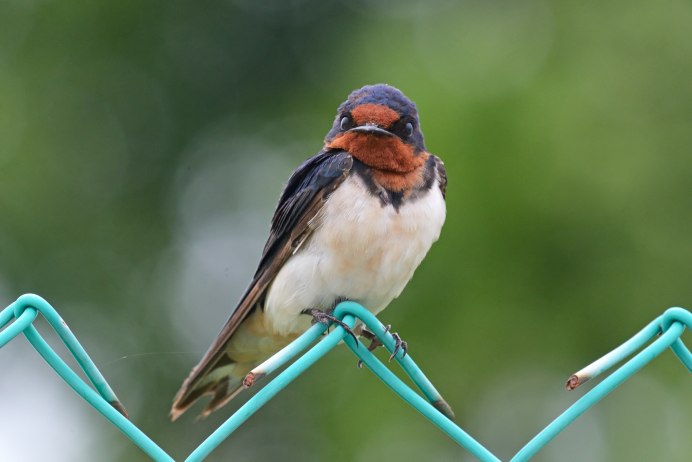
[2,294,174,462]
[0,307,37,348]
[185,316,355,462]
[510,321,686,462]
[334,302,499,462]
[0,294,690,461]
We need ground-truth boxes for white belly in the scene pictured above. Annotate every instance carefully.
[264,174,446,336]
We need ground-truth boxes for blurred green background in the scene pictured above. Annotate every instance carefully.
[1,0,691,461]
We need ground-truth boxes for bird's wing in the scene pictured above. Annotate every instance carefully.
[433,155,447,199]
[171,150,353,417]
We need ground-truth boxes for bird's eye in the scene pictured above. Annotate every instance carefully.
[405,122,414,136]
[340,116,351,131]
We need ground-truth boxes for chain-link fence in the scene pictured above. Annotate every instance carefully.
[1,294,690,461]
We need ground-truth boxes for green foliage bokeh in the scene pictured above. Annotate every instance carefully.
[1,1,690,461]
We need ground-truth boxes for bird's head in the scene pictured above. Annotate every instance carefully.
[325,84,427,173]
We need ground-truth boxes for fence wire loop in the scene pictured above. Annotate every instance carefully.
[1,294,690,462]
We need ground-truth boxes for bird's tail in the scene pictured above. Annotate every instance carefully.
[170,357,258,421]
[170,307,300,420]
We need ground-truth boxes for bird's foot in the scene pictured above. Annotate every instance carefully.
[357,325,408,368]
[389,331,408,361]
[357,325,386,368]
[302,308,357,344]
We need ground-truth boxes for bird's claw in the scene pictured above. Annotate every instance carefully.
[389,331,408,361]
[357,325,386,368]
[302,308,358,344]
[356,324,407,367]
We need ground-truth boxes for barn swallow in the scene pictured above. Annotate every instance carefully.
[171,84,448,421]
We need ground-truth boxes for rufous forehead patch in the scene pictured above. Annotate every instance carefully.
[351,103,399,128]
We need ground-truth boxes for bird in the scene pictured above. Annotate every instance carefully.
[170,84,448,421]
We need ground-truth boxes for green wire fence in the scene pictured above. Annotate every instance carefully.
[1,293,691,461]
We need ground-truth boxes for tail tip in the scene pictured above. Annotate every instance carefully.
[170,405,185,422]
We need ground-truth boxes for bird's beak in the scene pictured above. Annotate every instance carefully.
[348,124,395,137]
